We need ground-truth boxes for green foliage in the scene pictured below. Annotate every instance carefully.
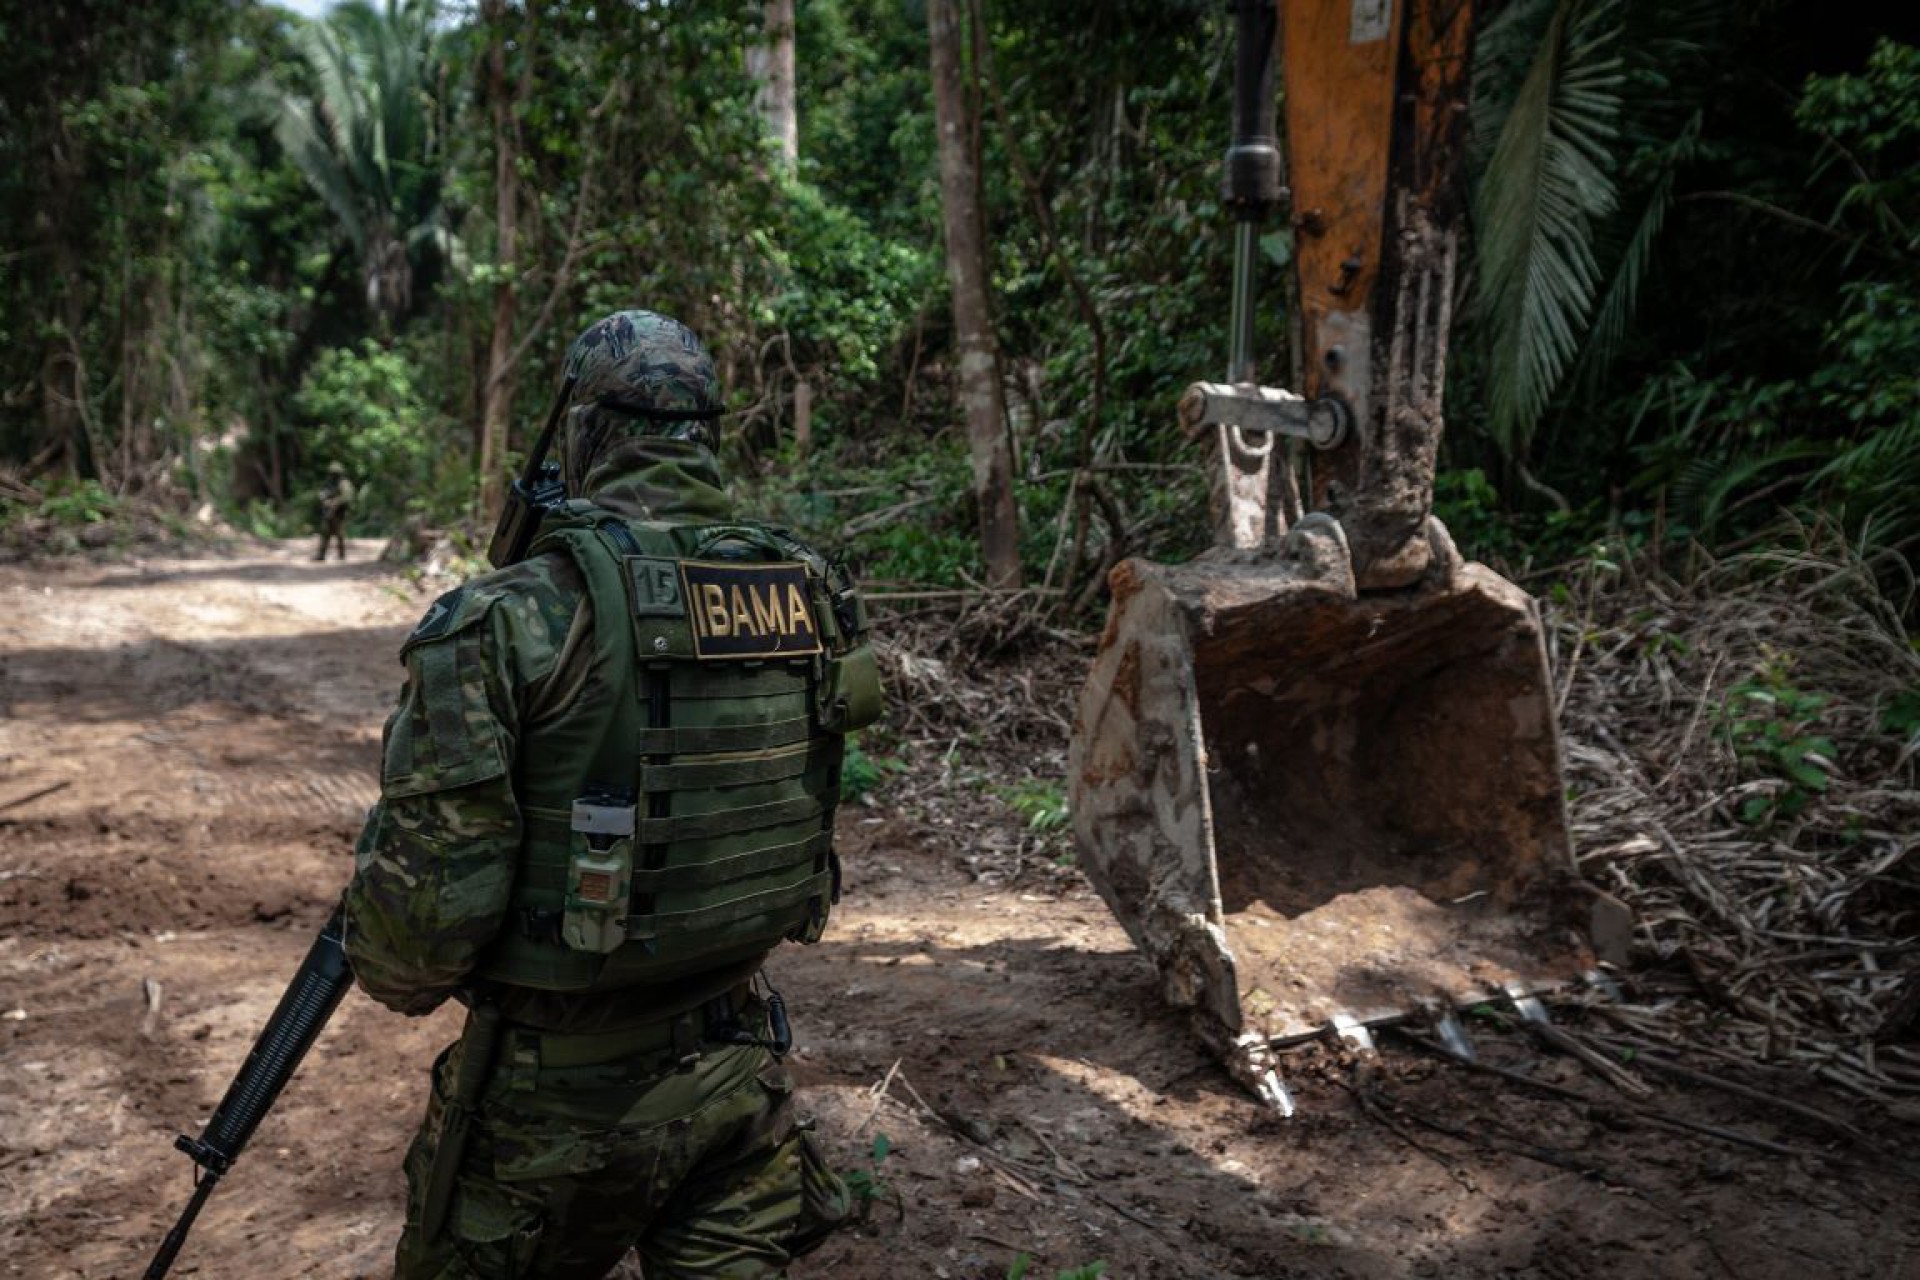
[1720,655,1838,825]
[835,449,981,587]
[1602,37,1920,546]
[1773,41,1920,543]
[0,0,252,477]
[270,0,458,328]
[1810,282,1920,542]
[996,779,1070,835]
[292,338,462,529]
[243,498,301,540]
[841,1130,900,1223]
[1623,366,1818,539]
[0,479,190,555]
[840,740,881,803]
[1433,466,1598,570]
[763,180,936,380]
[34,481,120,528]
[1470,0,1627,458]
[1433,467,1511,559]
[863,523,980,588]
[1795,37,1920,241]
[1007,1259,1108,1280]
[13,0,1920,598]
[796,0,938,238]
[1881,688,1920,739]
[840,735,904,804]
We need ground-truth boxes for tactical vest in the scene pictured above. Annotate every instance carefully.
[477,501,882,992]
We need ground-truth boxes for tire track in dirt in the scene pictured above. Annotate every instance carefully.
[2,540,407,827]
[179,766,380,825]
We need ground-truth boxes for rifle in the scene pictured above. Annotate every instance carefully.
[145,908,354,1280]
[486,372,579,568]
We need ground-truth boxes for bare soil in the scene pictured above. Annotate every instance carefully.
[1,540,1916,1279]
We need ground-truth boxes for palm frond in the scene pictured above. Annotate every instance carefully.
[273,94,368,251]
[1692,439,1831,533]
[293,18,378,202]
[272,0,446,323]
[1470,0,1559,170]
[1566,111,1703,405]
[1821,416,1920,487]
[1470,0,1627,457]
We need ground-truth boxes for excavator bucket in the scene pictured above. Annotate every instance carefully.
[1067,0,1614,1103]
[1069,524,1607,1101]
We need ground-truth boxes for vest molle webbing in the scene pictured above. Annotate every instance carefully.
[478,505,868,992]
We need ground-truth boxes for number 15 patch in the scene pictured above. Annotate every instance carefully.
[679,560,822,660]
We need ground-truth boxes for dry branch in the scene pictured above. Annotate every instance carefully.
[1552,524,1920,1104]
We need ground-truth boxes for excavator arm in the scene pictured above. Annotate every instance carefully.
[1282,0,1475,586]
[1068,0,1619,1110]
[1199,0,1474,582]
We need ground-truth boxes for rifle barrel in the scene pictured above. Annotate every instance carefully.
[194,915,352,1163]
[144,909,354,1279]
[144,1173,219,1280]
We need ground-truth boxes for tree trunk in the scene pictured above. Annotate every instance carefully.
[747,0,798,172]
[928,0,1021,588]
[477,0,524,522]
[38,108,87,481]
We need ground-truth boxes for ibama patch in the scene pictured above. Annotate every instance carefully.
[678,561,822,660]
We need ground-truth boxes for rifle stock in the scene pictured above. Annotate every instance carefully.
[145,908,354,1280]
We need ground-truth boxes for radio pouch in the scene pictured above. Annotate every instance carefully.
[563,789,636,954]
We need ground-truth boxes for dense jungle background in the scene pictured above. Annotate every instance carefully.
[5,1,1920,1278]
[10,0,1920,583]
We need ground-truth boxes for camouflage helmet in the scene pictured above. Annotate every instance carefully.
[558,310,724,491]
[565,309,723,414]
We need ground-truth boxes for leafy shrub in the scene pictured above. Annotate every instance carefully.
[997,779,1070,835]
[291,339,464,532]
[1625,40,1920,548]
[243,498,300,539]
[35,480,118,527]
[1881,687,1920,739]
[765,179,934,382]
[1719,655,1838,825]
[861,523,979,588]
[1433,466,1598,571]
[840,736,904,803]
[1812,281,1920,543]
[835,449,981,587]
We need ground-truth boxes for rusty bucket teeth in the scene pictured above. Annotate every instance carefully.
[1502,980,1555,1026]
[1227,1034,1298,1118]
[1427,1005,1477,1062]
[1330,1011,1378,1054]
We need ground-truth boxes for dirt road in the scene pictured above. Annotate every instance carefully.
[1,540,1915,1279]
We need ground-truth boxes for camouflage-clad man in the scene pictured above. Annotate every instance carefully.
[343,310,882,1278]
[316,461,356,561]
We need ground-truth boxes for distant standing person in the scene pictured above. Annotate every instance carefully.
[315,461,355,561]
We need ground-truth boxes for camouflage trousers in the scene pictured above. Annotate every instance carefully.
[315,507,348,560]
[392,1001,849,1279]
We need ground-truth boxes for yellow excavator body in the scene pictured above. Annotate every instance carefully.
[1068,0,1620,1106]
